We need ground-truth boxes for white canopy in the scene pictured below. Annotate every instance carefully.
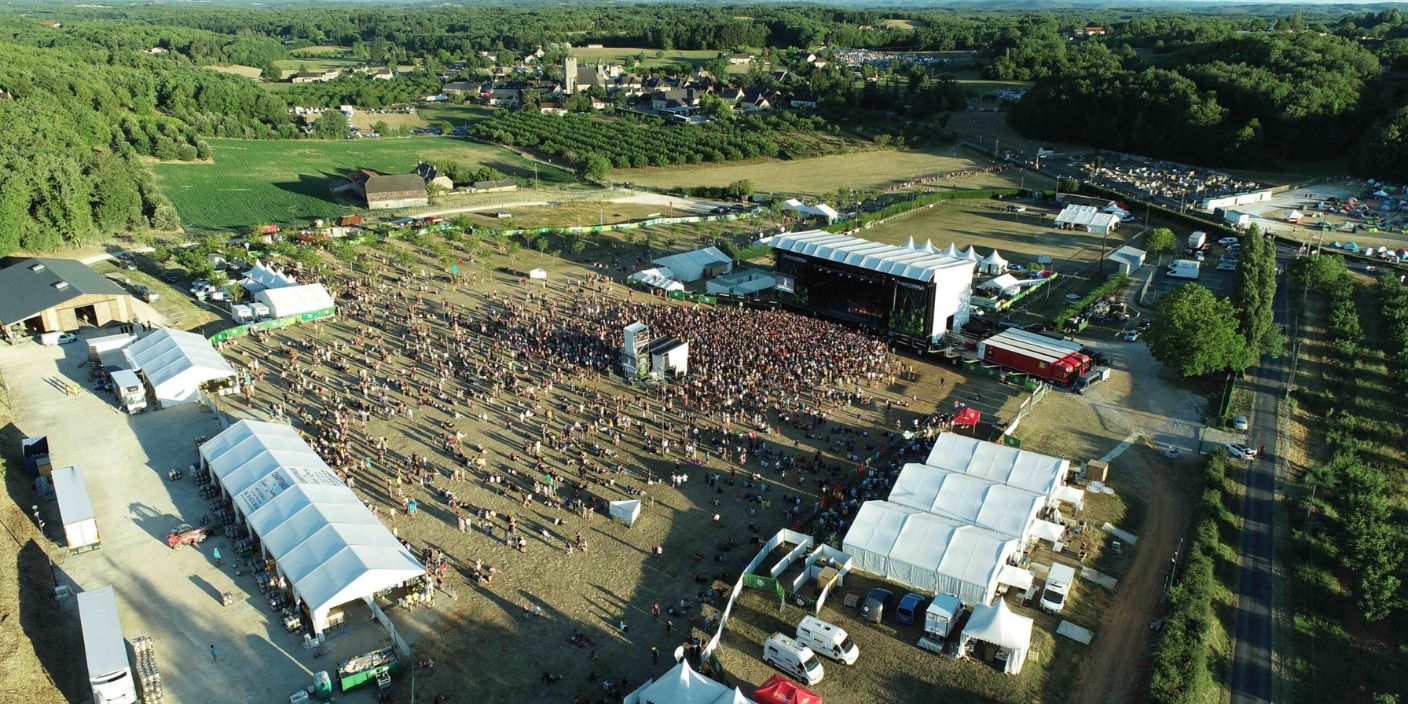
[843,501,1019,606]
[926,433,1068,499]
[979,250,1009,275]
[962,246,980,262]
[959,598,1034,674]
[652,247,732,282]
[888,463,1045,539]
[199,421,423,634]
[1054,484,1086,509]
[122,328,236,408]
[528,268,548,280]
[978,274,1022,296]
[629,268,685,292]
[255,283,335,319]
[1285,210,1304,220]
[240,259,298,292]
[609,500,641,527]
[997,563,1035,591]
[624,661,756,704]
[1030,519,1066,544]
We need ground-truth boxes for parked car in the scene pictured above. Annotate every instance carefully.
[1007,264,1027,272]
[860,588,893,623]
[1217,262,1237,272]
[1123,330,1140,342]
[40,331,77,346]
[1232,415,1249,431]
[1064,293,1082,303]
[895,593,926,625]
[1194,251,1206,261]
[1225,443,1257,460]
[1218,237,1239,246]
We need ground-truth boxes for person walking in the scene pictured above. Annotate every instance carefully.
[212,547,222,567]
[651,645,659,666]
[651,602,661,619]
[209,644,219,663]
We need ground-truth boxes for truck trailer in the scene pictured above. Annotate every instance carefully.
[977,329,1092,386]
[78,586,138,704]
[53,465,100,553]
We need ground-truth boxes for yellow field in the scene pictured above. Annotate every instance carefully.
[880,18,920,29]
[618,149,1044,196]
[349,111,426,131]
[208,64,263,79]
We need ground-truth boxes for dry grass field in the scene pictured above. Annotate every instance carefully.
[859,199,1131,275]
[454,202,674,230]
[618,150,1040,196]
[348,111,427,131]
[208,64,263,79]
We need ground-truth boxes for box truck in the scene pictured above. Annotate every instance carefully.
[1187,231,1207,250]
[110,370,147,414]
[53,465,100,553]
[917,593,965,654]
[78,586,138,704]
[1166,259,1201,280]
[977,328,1092,387]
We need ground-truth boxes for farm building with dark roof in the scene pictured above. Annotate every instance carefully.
[0,258,134,340]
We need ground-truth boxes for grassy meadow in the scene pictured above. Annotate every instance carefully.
[150,137,572,233]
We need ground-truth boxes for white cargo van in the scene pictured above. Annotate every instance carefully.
[795,616,858,665]
[1166,259,1201,280]
[1041,562,1078,614]
[78,585,138,704]
[763,632,825,685]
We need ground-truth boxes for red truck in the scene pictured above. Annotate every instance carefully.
[977,329,1091,386]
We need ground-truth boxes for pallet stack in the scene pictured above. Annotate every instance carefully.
[132,635,163,704]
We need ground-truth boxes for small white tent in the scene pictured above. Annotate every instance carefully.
[977,274,1022,297]
[529,268,548,280]
[624,661,756,704]
[979,250,1009,275]
[629,268,685,292]
[609,500,642,527]
[959,598,1033,674]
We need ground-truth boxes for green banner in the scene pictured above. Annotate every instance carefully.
[208,308,335,344]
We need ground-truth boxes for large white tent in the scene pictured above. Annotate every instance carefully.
[122,328,236,408]
[254,282,336,319]
[925,433,1068,499]
[629,268,685,292]
[624,661,756,704]
[652,247,733,283]
[199,421,423,634]
[958,598,1034,674]
[888,463,1046,540]
[842,501,1019,606]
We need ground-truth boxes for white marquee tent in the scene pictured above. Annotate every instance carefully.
[122,328,236,408]
[624,661,756,704]
[925,433,1069,499]
[629,268,685,292]
[652,247,733,283]
[979,250,1009,275]
[199,421,424,634]
[888,464,1046,540]
[240,259,298,292]
[977,274,1022,297]
[842,501,1019,606]
[254,283,335,319]
[958,598,1034,674]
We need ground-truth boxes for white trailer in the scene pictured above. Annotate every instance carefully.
[1187,231,1206,250]
[1166,259,1201,280]
[78,586,138,704]
[53,465,100,552]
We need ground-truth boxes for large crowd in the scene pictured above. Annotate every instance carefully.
[220,261,942,701]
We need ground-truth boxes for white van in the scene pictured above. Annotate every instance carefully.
[795,616,858,665]
[1041,562,1078,614]
[763,632,825,685]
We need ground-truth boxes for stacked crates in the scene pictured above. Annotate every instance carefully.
[132,635,163,704]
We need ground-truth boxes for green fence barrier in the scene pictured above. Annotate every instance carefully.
[208,308,335,344]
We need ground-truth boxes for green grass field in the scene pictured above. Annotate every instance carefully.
[569,46,729,70]
[150,137,572,233]
[417,103,500,127]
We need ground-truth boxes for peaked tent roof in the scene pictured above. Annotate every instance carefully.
[1055,204,1120,229]
[943,243,960,258]
[240,260,298,291]
[980,250,1008,267]
[888,463,1046,538]
[198,421,423,632]
[122,328,236,392]
[0,258,128,325]
[769,230,974,284]
[978,274,1022,294]
[962,597,1033,651]
[627,661,755,704]
[962,246,980,262]
[925,433,1067,498]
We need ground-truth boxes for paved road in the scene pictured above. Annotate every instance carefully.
[1229,259,1291,703]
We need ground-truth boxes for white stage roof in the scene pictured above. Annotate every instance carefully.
[843,501,1018,606]
[925,433,1068,498]
[770,230,974,284]
[888,463,1046,539]
[199,421,423,633]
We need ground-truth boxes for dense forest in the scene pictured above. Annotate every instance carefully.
[6,2,1408,255]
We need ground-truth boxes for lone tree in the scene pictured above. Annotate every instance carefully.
[575,152,611,183]
[1145,227,1177,263]
[1232,225,1283,360]
[313,110,350,140]
[1146,283,1250,376]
